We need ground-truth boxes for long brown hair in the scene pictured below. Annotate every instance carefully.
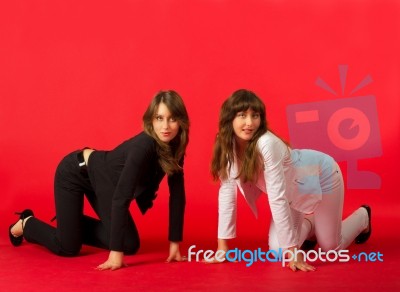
[143,90,190,175]
[211,89,268,182]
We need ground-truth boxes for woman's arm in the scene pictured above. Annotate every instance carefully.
[259,136,298,249]
[165,159,186,263]
[218,178,238,239]
[109,145,153,251]
[167,168,186,243]
[204,178,237,264]
[98,136,155,270]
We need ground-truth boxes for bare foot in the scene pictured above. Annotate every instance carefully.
[10,216,32,237]
[10,219,24,237]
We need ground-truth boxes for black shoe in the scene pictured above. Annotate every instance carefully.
[355,205,371,244]
[9,209,34,247]
[300,239,317,251]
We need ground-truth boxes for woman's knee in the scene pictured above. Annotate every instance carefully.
[54,238,82,257]
[57,244,82,257]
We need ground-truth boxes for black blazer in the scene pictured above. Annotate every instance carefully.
[88,132,185,251]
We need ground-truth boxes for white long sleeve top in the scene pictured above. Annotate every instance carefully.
[218,131,337,248]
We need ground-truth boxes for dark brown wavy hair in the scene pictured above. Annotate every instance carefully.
[211,89,268,182]
[143,90,190,175]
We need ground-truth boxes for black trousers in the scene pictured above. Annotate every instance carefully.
[23,151,140,256]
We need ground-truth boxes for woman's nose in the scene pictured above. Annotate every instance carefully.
[245,116,253,125]
[162,120,169,129]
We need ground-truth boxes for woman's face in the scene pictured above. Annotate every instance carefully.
[152,102,180,143]
[232,108,261,145]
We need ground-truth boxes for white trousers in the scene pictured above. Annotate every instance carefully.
[269,167,369,251]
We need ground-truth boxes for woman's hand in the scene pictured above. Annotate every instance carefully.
[203,239,229,264]
[96,251,127,271]
[165,241,187,262]
[287,246,316,272]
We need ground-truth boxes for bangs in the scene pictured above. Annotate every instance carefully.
[220,89,267,126]
[163,95,188,120]
[231,92,265,115]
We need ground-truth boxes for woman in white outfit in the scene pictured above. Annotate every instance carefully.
[210,89,372,272]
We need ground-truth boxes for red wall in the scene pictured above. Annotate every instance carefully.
[1,0,399,243]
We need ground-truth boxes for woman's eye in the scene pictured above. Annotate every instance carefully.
[156,116,163,121]
[169,117,176,122]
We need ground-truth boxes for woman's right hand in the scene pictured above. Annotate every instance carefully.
[96,251,127,271]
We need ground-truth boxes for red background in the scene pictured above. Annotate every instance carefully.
[1,0,399,250]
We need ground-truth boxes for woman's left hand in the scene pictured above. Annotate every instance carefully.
[287,248,316,272]
[288,260,316,272]
[165,241,187,262]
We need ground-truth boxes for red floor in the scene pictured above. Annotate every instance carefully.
[1,210,399,292]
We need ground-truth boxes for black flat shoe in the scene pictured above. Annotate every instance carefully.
[355,205,371,244]
[9,209,34,247]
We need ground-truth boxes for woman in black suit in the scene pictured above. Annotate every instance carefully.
[9,90,190,271]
